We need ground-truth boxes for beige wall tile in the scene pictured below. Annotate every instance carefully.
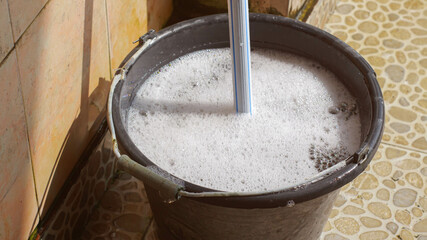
[107,0,148,70]
[147,0,173,30]
[7,0,48,40]
[0,50,39,240]
[15,0,110,216]
[0,0,14,62]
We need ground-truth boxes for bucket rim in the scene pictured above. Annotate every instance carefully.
[109,13,384,208]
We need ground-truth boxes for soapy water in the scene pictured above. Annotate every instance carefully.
[127,48,361,192]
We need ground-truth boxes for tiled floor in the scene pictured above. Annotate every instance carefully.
[321,145,426,239]
[321,0,427,239]
[79,0,427,239]
[81,172,153,240]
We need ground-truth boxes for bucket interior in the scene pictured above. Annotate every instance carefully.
[112,14,384,207]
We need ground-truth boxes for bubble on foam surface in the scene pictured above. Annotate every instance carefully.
[127,48,362,192]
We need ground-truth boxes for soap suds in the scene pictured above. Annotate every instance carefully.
[127,48,361,192]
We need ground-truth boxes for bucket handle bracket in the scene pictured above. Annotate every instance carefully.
[353,144,369,165]
[133,29,156,45]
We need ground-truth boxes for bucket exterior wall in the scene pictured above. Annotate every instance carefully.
[146,186,339,240]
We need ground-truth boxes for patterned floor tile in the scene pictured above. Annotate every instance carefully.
[321,0,427,238]
[81,172,153,240]
[325,0,427,152]
[321,143,427,240]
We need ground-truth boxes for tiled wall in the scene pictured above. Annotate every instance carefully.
[0,0,172,239]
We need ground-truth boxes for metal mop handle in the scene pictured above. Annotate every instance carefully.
[228,0,252,114]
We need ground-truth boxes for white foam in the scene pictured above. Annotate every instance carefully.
[127,48,361,192]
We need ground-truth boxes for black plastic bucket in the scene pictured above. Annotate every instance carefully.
[109,13,384,240]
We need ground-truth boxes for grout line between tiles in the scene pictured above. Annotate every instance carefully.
[14,48,41,212]
[5,0,48,235]
[7,0,51,47]
[104,0,113,80]
[0,46,15,68]
[380,141,427,155]
[7,0,46,231]
[0,0,15,68]
[12,47,41,236]
[5,0,15,43]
